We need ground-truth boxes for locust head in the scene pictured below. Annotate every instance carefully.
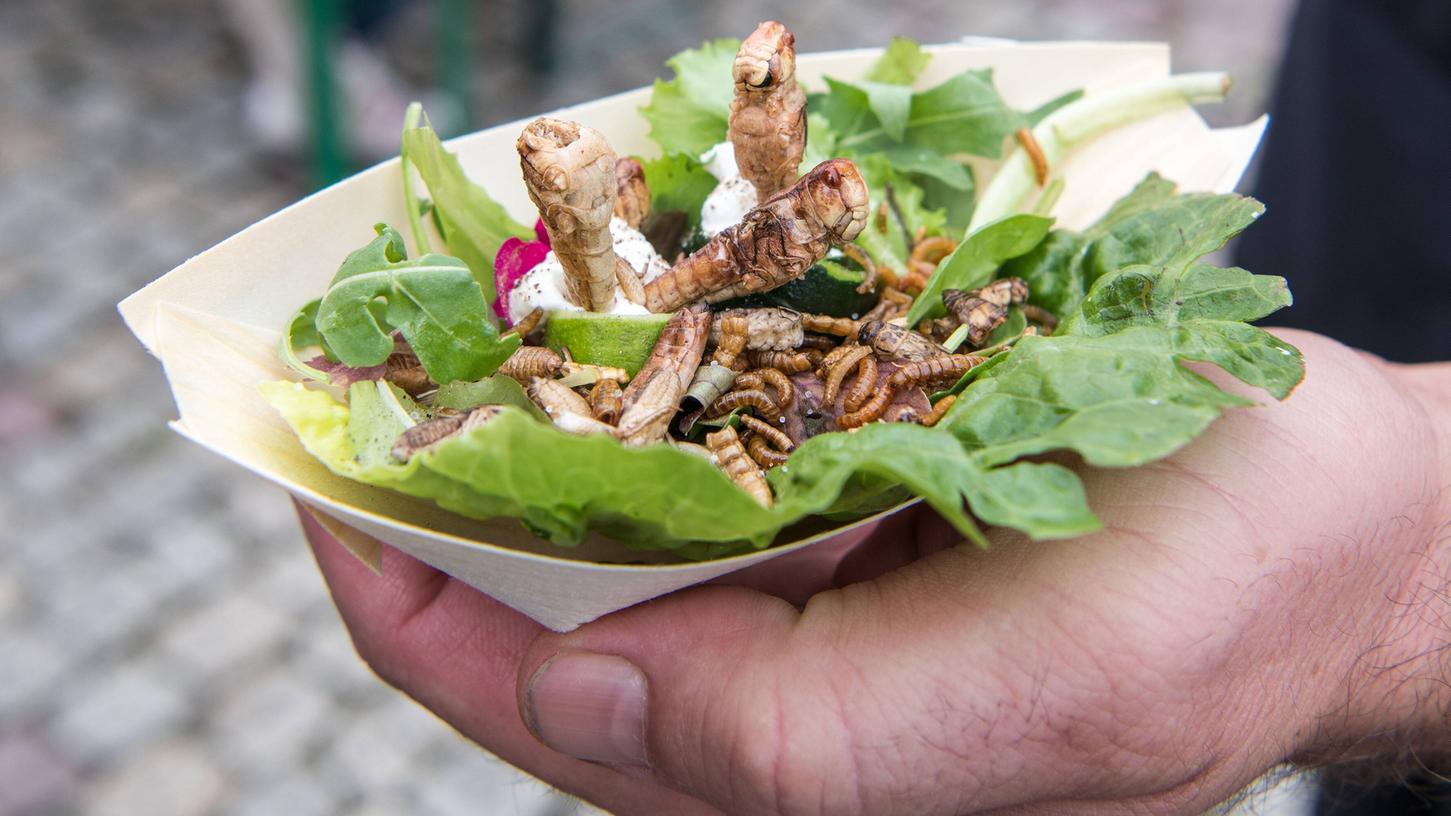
[797,158,870,244]
[733,21,796,92]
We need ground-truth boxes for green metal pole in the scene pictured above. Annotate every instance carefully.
[436,0,475,133]
[301,0,346,188]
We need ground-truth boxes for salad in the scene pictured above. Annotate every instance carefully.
[265,23,1303,560]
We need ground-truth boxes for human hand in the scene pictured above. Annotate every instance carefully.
[298,330,1450,815]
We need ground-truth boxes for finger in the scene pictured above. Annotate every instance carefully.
[516,540,1146,815]
[707,512,892,605]
[295,503,721,816]
[831,503,964,586]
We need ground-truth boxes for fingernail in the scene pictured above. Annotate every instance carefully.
[524,651,649,766]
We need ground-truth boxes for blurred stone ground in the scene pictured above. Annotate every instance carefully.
[0,0,1295,813]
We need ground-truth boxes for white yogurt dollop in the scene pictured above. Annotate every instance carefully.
[699,142,758,237]
[507,218,670,325]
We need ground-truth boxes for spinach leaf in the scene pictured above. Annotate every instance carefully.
[315,224,520,384]
[639,38,740,157]
[401,113,533,304]
[905,214,1054,327]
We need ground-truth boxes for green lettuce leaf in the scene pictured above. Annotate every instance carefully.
[638,153,719,232]
[401,115,533,304]
[315,224,520,383]
[864,36,932,85]
[905,214,1054,326]
[639,38,739,157]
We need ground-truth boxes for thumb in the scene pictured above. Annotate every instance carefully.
[515,545,1045,815]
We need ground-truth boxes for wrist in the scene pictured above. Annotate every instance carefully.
[1301,362,1451,763]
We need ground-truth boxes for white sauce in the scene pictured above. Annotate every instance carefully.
[699,141,758,236]
[508,218,669,324]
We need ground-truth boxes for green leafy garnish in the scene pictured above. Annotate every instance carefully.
[863,36,932,85]
[639,38,740,157]
[401,112,533,303]
[638,153,719,232]
[280,298,331,381]
[315,224,520,384]
[433,375,549,421]
[905,214,1054,327]
[822,69,1025,161]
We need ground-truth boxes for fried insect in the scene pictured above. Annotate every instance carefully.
[747,349,813,373]
[842,354,878,413]
[706,389,780,421]
[886,354,987,390]
[498,345,565,382]
[511,307,546,339]
[735,368,794,408]
[613,157,650,229]
[528,376,594,424]
[909,235,956,270]
[801,313,859,337]
[816,343,860,376]
[642,159,870,312]
[1021,303,1059,334]
[746,434,791,469]
[738,413,794,453]
[705,425,773,506]
[710,313,751,370]
[922,394,957,427]
[616,302,711,445]
[589,378,623,425]
[728,21,807,200]
[708,307,804,351]
[797,334,837,351]
[800,347,826,368]
[837,384,892,429]
[823,345,872,404]
[837,243,879,294]
[943,277,1030,347]
[858,320,949,362]
[560,361,631,384]
[1016,127,1050,187]
[384,352,432,396]
[517,118,619,311]
[390,406,504,461]
[614,257,647,306]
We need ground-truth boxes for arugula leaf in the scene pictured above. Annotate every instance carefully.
[315,224,520,384]
[401,113,533,304]
[280,299,332,381]
[433,375,549,421]
[864,36,932,85]
[637,153,719,232]
[639,38,739,157]
[905,214,1054,327]
[858,80,914,140]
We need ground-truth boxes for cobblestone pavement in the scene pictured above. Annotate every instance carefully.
[1,1,1295,814]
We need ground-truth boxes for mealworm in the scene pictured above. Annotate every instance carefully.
[823,345,872,404]
[880,287,914,307]
[843,354,878,413]
[801,313,860,337]
[796,334,838,351]
[1021,303,1058,334]
[1016,127,1049,187]
[816,343,860,376]
[738,414,793,453]
[922,394,957,427]
[909,235,957,268]
[741,367,794,408]
[589,378,623,425]
[748,349,813,373]
[801,348,825,368]
[874,201,889,234]
[706,388,781,421]
[705,425,773,506]
[499,346,564,381]
[886,354,986,390]
[836,385,894,429]
[837,242,880,294]
[746,433,791,469]
[511,307,545,339]
[711,313,751,370]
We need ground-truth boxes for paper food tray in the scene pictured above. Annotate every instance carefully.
[119,41,1267,632]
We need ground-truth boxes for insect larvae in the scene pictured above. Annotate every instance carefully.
[836,243,880,293]
[886,354,987,390]
[816,343,861,376]
[738,414,793,454]
[511,307,546,339]
[748,349,814,374]
[706,388,781,421]
[922,394,957,428]
[800,313,859,337]
[823,345,872,403]
[836,384,894,429]
[705,425,774,507]
[842,354,878,413]
[744,367,794,408]
[909,235,957,274]
[1020,303,1059,334]
[589,378,623,425]
[746,432,791,469]
[498,345,565,382]
[711,314,751,370]
[1015,127,1050,187]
